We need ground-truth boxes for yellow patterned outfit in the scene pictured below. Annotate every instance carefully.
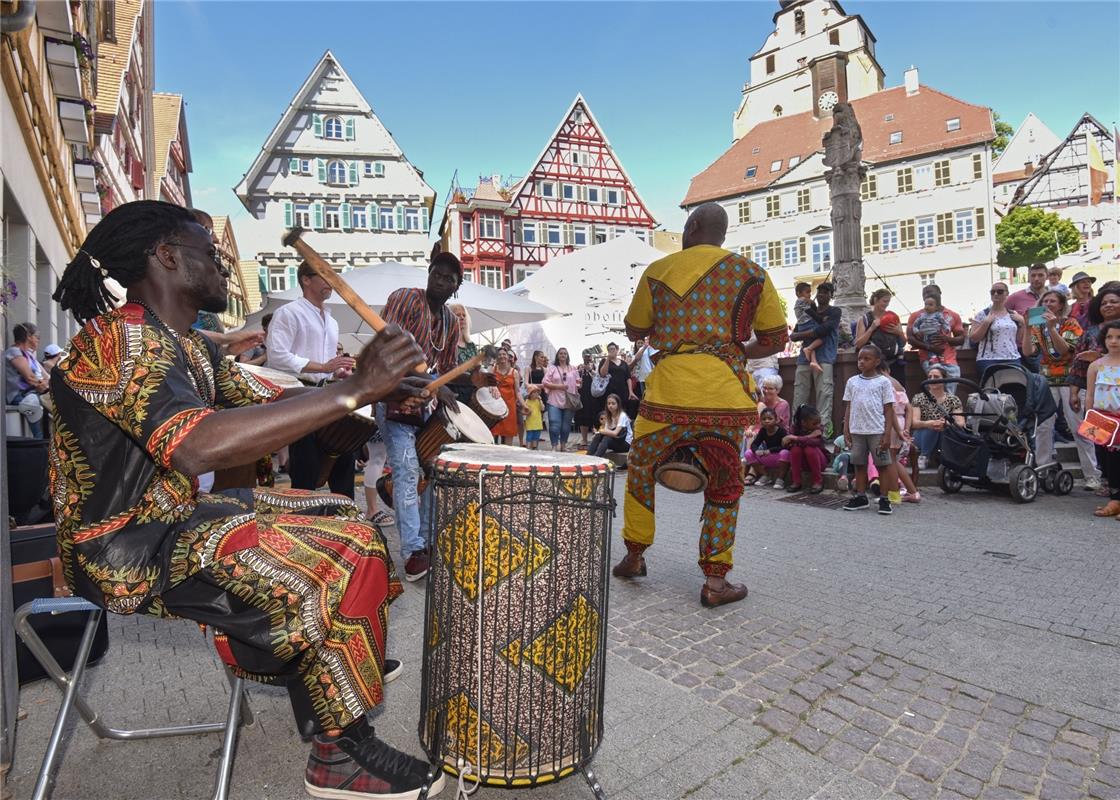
[50,303,401,736]
[622,246,787,576]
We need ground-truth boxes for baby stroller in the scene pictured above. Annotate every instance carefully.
[926,363,1064,503]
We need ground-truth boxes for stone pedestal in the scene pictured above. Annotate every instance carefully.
[832,258,868,333]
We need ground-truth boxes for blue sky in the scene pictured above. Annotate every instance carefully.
[156,1,1120,234]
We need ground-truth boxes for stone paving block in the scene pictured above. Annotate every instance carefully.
[758,708,800,737]
[998,767,1040,794]
[1090,782,1120,800]
[792,724,831,754]
[807,710,847,736]
[856,756,900,791]
[1051,740,1096,766]
[893,773,936,800]
[943,769,984,799]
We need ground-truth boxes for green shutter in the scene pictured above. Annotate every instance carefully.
[313,202,324,230]
[368,204,379,231]
[284,201,293,228]
[258,266,268,293]
[286,265,297,289]
[312,114,323,137]
[289,157,299,172]
[396,204,405,231]
[317,159,327,183]
[341,202,352,229]
[345,117,355,140]
[374,161,384,177]
[420,206,430,233]
[348,161,358,185]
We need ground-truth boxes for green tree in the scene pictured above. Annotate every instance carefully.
[996,207,1081,268]
[991,111,1014,159]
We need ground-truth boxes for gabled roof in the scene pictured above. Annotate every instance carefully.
[1012,112,1115,207]
[93,0,143,133]
[684,84,994,207]
[473,180,507,203]
[992,112,1061,183]
[150,93,189,194]
[508,94,656,224]
[233,50,413,202]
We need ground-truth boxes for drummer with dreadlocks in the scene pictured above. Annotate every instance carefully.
[613,203,788,607]
[49,200,447,799]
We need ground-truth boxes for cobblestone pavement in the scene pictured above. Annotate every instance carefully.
[7,479,1118,800]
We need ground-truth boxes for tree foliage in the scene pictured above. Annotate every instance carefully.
[991,111,1014,159]
[996,207,1081,268]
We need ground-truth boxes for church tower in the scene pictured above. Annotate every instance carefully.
[733,0,884,141]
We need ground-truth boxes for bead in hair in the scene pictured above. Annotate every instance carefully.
[82,249,109,278]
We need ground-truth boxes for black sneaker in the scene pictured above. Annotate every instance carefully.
[878,497,893,515]
[842,495,869,511]
[306,719,445,799]
[383,658,402,684]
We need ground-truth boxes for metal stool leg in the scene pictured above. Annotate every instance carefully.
[31,609,102,800]
[212,677,244,800]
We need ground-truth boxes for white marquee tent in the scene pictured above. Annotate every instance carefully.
[504,234,665,358]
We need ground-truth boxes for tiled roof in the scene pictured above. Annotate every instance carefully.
[239,259,264,316]
[93,0,143,129]
[993,167,1032,185]
[150,93,182,186]
[683,85,995,206]
[473,180,508,203]
[211,215,229,244]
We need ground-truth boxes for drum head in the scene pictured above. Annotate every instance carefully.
[436,443,611,474]
[237,362,304,389]
[474,388,509,418]
[352,404,374,420]
[445,404,501,445]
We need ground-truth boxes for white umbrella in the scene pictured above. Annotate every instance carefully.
[244,261,561,351]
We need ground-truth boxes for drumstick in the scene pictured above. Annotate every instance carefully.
[423,352,485,395]
[281,227,430,373]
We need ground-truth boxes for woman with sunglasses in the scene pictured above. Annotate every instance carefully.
[969,281,1026,377]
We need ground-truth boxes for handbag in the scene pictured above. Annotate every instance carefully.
[565,391,583,411]
[1078,409,1120,449]
[590,375,610,398]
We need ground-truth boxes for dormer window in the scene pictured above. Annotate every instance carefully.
[889,131,903,145]
[324,116,344,140]
[946,117,961,132]
[745,166,757,179]
[770,159,782,172]
[788,155,801,168]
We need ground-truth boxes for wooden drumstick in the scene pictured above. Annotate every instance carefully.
[423,352,485,395]
[281,227,430,373]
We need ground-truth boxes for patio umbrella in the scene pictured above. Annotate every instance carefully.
[243,261,562,351]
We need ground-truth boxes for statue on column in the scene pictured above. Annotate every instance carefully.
[822,103,868,331]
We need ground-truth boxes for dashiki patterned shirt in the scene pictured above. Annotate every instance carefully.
[624,245,788,426]
[49,303,284,616]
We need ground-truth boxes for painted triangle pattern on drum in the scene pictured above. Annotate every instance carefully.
[436,502,552,601]
[500,593,601,694]
[438,692,530,770]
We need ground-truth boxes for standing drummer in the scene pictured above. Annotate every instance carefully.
[266,260,358,497]
[377,252,464,581]
[614,203,788,607]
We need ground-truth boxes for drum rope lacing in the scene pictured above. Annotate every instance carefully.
[453,465,488,799]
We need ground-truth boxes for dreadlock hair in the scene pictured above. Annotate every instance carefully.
[53,200,197,323]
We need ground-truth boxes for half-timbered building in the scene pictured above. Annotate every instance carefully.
[439,95,656,289]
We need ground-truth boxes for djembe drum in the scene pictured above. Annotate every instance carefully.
[420,445,613,792]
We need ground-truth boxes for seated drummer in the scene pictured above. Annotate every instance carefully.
[49,200,446,800]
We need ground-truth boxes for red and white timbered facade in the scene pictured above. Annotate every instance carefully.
[440,95,656,288]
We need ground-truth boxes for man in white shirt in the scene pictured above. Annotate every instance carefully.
[267,261,357,495]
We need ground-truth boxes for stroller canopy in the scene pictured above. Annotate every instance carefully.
[979,363,1057,425]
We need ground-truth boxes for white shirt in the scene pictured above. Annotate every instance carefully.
[266,297,339,382]
[842,374,895,435]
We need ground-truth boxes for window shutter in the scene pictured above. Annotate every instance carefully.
[768,240,781,265]
[348,161,358,185]
[396,204,405,231]
[317,159,327,183]
[312,114,323,137]
[289,157,299,172]
[341,202,352,229]
[900,218,915,249]
[420,206,430,232]
[313,202,324,230]
[258,266,268,292]
[975,207,986,238]
[283,201,293,228]
[563,223,573,246]
[368,204,379,231]
[513,222,522,244]
[936,213,952,243]
[798,236,806,263]
[345,117,355,140]
[286,265,297,289]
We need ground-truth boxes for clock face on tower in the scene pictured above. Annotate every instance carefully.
[818,90,839,112]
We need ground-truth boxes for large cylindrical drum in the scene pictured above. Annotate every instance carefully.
[420,444,614,789]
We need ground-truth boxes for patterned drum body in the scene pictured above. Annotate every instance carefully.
[414,403,494,466]
[420,445,614,788]
[469,388,510,429]
[313,406,377,486]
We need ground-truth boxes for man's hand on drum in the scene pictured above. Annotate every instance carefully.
[435,384,460,412]
[392,375,435,412]
[352,324,426,402]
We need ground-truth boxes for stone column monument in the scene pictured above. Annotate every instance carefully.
[822,103,868,332]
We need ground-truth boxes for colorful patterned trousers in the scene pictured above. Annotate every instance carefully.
[622,416,745,577]
[160,488,401,736]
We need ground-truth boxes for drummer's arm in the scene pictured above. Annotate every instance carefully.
[173,327,427,475]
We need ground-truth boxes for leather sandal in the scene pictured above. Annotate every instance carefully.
[1093,500,1120,517]
[700,580,748,608]
[612,553,647,578]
